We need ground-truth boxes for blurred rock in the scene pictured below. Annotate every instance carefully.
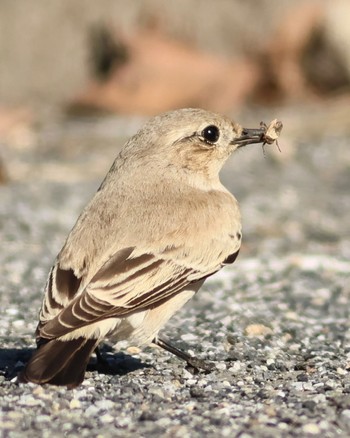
[68,1,350,114]
[89,24,129,81]
[0,106,36,183]
[262,1,325,100]
[0,0,283,109]
[244,324,273,338]
[0,158,8,184]
[0,107,35,149]
[69,29,260,115]
[1,0,350,115]
[258,1,350,102]
[324,0,350,80]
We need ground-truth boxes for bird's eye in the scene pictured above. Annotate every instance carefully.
[201,125,220,144]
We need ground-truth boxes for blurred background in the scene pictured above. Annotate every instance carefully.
[1,0,350,181]
[1,0,350,257]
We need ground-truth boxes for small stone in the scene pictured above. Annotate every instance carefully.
[190,387,206,398]
[148,386,165,398]
[302,423,320,434]
[100,414,114,424]
[171,379,182,388]
[303,400,316,411]
[181,333,198,342]
[1,421,16,429]
[73,389,87,399]
[139,411,158,422]
[228,361,242,373]
[244,324,272,337]
[6,308,19,316]
[297,373,309,382]
[7,412,23,420]
[204,385,213,392]
[95,400,115,410]
[285,311,299,320]
[20,396,42,407]
[32,386,44,396]
[156,417,172,427]
[291,382,304,391]
[127,346,141,354]
[215,362,227,371]
[282,333,293,342]
[36,415,50,423]
[324,380,337,389]
[85,404,99,416]
[341,410,350,422]
[51,402,60,412]
[69,399,81,409]
[182,369,193,379]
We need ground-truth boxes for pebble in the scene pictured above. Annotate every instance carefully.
[215,362,227,371]
[148,386,165,398]
[182,369,193,379]
[69,399,81,409]
[126,346,141,354]
[302,423,321,434]
[245,324,271,337]
[6,308,19,316]
[228,362,242,373]
[36,415,51,423]
[85,405,100,416]
[95,400,115,410]
[1,421,16,429]
[180,333,198,342]
[99,413,114,423]
[19,396,43,407]
[12,319,25,327]
[341,410,350,422]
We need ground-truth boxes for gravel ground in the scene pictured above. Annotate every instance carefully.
[0,113,350,437]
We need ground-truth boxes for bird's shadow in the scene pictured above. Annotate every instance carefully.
[0,345,151,382]
[87,343,152,376]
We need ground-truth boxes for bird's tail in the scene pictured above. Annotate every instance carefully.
[19,337,99,388]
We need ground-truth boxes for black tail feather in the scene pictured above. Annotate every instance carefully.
[19,337,99,388]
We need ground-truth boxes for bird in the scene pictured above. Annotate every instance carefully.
[19,108,281,388]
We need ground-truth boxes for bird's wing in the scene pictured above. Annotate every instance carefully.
[38,243,239,340]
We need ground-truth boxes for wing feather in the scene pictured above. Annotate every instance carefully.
[39,250,211,339]
[39,241,240,340]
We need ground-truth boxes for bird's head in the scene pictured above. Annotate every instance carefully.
[119,108,282,184]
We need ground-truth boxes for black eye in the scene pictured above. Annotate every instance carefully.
[202,125,220,144]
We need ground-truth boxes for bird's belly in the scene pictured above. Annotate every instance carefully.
[108,280,204,346]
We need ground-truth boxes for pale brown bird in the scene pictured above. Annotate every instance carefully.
[20,108,281,387]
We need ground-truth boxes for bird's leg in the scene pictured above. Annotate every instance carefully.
[92,346,114,373]
[95,346,106,364]
[153,337,215,371]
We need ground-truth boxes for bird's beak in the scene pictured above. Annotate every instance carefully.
[233,126,267,148]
